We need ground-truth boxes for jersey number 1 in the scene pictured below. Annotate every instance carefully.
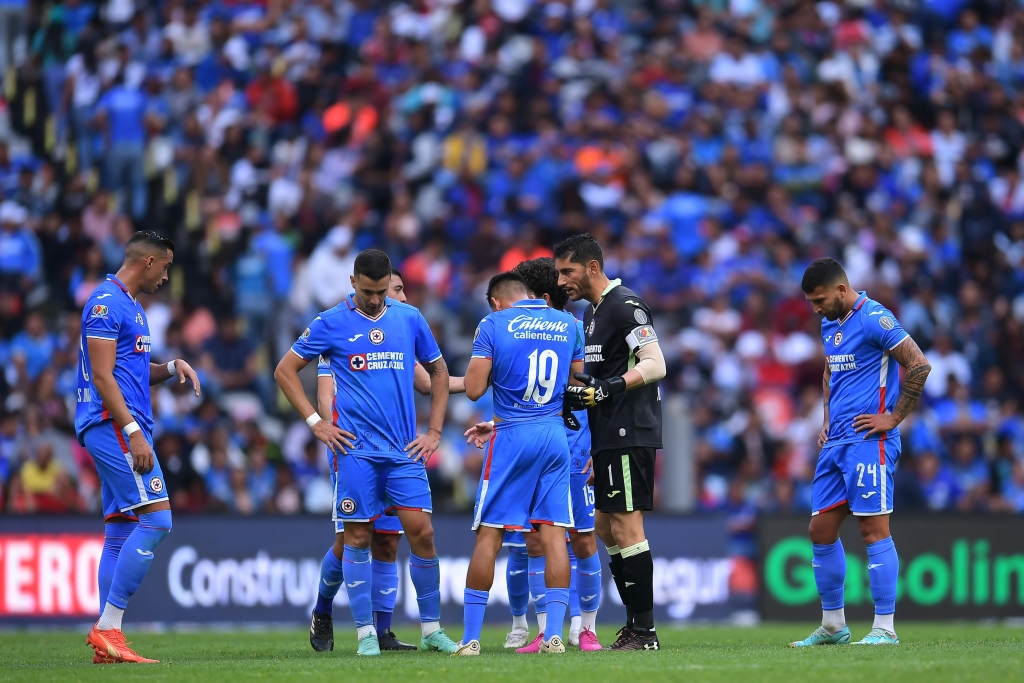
[523,349,558,405]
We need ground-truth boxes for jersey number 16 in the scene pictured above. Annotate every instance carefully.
[522,349,558,405]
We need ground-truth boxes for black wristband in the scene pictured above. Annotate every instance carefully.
[607,376,627,396]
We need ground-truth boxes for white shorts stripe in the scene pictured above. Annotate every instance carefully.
[880,462,887,513]
[122,450,148,504]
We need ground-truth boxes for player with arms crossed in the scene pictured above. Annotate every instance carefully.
[276,249,460,656]
[76,231,201,664]
[312,267,465,651]
[453,272,581,655]
[466,258,603,651]
[791,257,931,647]
[556,234,667,651]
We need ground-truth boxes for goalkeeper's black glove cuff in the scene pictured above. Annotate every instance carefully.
[604,375,627,396]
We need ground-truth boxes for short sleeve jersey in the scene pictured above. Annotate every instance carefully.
[821,292,910,446]
[472,299,584,422]
[293,294,441,454]
[75,275,153,443]
[582,280,663,450]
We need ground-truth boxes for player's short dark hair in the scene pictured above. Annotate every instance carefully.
[353,249,392,281]
[553,233,603,269]
[125,230,174,260]
[486,271,529,304]
[801,257,848,293]
[514,257,569,310]
[391,267,404,281]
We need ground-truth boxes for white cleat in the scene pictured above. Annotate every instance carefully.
[569,624,581,647]
[504,628,530,649]
[541,635,566,654]
[452,640,482,657]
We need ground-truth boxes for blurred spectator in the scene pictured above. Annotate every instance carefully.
[199,317,259,395]
[306,225,356,310]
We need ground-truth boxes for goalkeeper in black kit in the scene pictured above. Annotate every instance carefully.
[555,234,667,651]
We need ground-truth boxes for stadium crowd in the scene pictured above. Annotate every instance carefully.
[3,0,1024,531]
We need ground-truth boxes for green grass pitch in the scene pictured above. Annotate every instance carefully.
[4,624,1022,683]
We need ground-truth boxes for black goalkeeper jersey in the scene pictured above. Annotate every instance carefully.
[581,279,663,450]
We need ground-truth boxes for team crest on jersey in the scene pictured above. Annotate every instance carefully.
[90,304,108,318]
[350,354,367,371]
[135,312,145,325]
[834,331,843,346]
[368,328,385,345]
[340,498,356,514]
[879,316,895,331]
[634,309,648,325]
[587,319,595,336]
[149,477,163,494]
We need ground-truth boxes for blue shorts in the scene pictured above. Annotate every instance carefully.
[473,418,572,531]
[503,531,526,547]
[83,422,167,517]
[337,514,404,535]
[812,438,901,517]
[330,449,432,525]
[569,449,595,533]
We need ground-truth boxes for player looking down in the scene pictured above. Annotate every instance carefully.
[556,234,667,651]
[791,258,931,647]
[76,230,202,664]
[275,249,459,656]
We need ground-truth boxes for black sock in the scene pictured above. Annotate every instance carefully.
[621,543,655,631]
[608,550,633,626]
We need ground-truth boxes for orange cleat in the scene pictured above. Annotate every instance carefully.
[92,652,119,665]
[87,625,159,664]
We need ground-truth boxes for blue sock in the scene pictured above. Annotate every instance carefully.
[343,545,373,628]
[545,587,569,641]
[568,546,580,618]
[507,547,529,617]
[98,521,136,613]
[409,553,441,623]
[314,547,344,615]
[528,555,547,620]
[462,588,489,643]
[575,551,603,613]
[866,536,899,615]
[106,511,171,609]
[372,558,399,634]
[812,539,846,611]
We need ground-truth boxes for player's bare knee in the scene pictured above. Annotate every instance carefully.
[808,516,839,545]
[371,534,399,563]
[858,515,890,545]
[571,532,597,559]
[608,512,645,547]
[344,525,372,548]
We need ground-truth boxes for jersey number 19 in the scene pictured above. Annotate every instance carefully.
[522,349,558,405]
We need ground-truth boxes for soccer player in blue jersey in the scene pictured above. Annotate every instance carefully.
[275,249,460,656]
[452,272,582,656]
[791,258,931,647]
[466,259,602,651]
[75,231,201,664]
[313,268,466,651]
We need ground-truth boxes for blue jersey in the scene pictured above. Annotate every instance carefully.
[292,294,441,454]
[75,275,153,444]
[567,318,591,458]
[821,292,909,446]
[472,299,584,422]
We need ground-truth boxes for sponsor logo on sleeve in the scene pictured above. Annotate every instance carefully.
[879,316,895,331]
[634,308,649,325]
[636,325,657,342]
[90,305,108,318]
[301,327,311,339]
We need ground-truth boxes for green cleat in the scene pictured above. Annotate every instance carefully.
[789,625,852,647]
[852,628,899,645]
[357,632,381,656]
[420,628,460,654]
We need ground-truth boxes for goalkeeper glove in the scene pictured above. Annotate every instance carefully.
[564,372,626,409]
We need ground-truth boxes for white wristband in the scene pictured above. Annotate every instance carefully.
[167,360,177,376]
[306,413,322,429]
[123,421,142,436]
[486,420,495,428]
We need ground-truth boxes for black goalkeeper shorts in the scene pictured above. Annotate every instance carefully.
[593,447,656,513]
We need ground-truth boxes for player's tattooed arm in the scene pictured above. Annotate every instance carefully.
[852,336,931,438]
[889,336,932,423]
[407,356,449,462]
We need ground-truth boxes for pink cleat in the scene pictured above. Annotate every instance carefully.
[515,632,544,653]
[578,628,603,651]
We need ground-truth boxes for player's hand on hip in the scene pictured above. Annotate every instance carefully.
[817,426,829,448]
[852,412,898,439]
[582,456,594,485]
[174,359,202,397]
[313,421,355,455]
[406,429,441,463]
[128,431,155,474]
[463,421,493,449]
